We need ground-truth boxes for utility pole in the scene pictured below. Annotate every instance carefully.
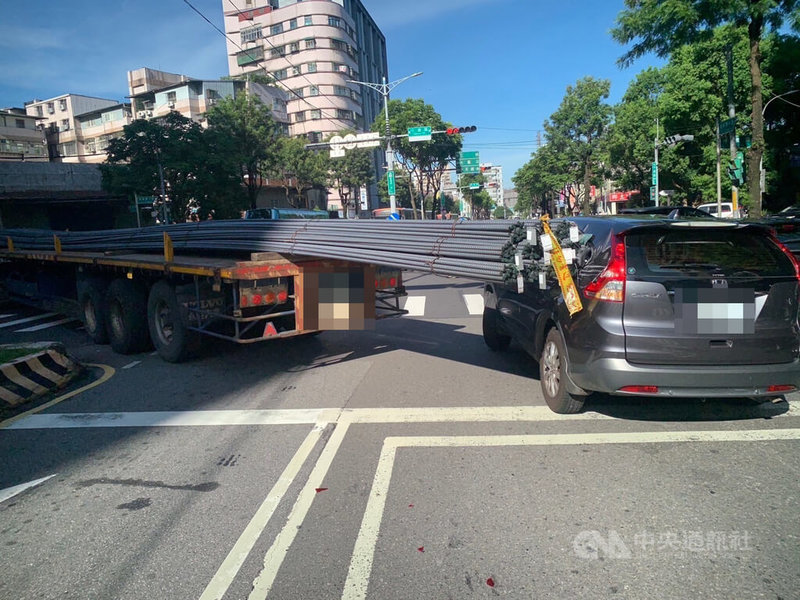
[654,118,659,206]
[716,120,722,208]
[347,72,422,217]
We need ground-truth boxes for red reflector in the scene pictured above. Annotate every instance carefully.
[381,279,388,288]
[240,296,248,307]
[618,385,659,394]
[264,292,276,304]
[263,321,278,337]
[767,384,796,393]
[374,280,379,288]
[277,290,288,303]
[389,277,397,287]
[252,294,262,305]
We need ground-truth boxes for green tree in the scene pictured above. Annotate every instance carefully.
[270,137,328,209]
[543,77,612,214]
[206,93,281,209]
[611,0,800,217]
[102,113,211,222]
[326,137,374,217]
[513,143,573,216]
[377,171,412,208]
[371,98,461,219]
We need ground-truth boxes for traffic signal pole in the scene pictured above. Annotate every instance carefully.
[725,45,738,213]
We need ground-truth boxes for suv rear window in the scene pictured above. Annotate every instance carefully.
[624,227,793,278]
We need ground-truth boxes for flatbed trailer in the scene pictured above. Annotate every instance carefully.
[0,232,405,362]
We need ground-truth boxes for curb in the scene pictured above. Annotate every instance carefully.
[0,342,83,407]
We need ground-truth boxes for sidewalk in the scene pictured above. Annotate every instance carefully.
[0,342,82,407]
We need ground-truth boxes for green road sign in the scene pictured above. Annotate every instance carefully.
[469,182,480,190]
[719,117,736,136]
[460,151,479,160]
[650,186,656,203]
[460,158,479,167]
[651,162,658,186]
[461,166,480,174]
[387,170,396,196]
[408,126,432,142]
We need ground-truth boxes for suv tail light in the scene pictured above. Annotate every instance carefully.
[772,236,800,282]
[583,235,626,302]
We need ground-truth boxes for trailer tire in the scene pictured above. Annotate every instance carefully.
[78,278,108,344]
[147,280,198,363]
[105,279,150,354]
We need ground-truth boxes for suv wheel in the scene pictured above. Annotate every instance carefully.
[540,328,586,414]
[482,307,511,351]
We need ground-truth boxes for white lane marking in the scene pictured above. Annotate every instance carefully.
[149,351,159,356]
[0,312,58,329]
[6,402,799,430]
[0,474,57,505]
[0,313,18,319]
[342,427,800,599]
[6,409,326,430]
[248,420,351,599]
[121,361,141,370]
[16,317,77,332]
[401,296,425,317]
[200,424,325,600]
[462,293,484,315]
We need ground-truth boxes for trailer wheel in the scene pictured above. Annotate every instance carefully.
[78,278,108,344]
[105,279,150,354]
[482,307,511,351]
[540,328,585,414]
[147,280,198,363]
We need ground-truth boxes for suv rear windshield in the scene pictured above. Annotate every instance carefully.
[624,227,793,278]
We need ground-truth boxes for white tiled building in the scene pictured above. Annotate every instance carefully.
[0,108,48,162]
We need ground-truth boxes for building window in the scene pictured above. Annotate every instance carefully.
[337,109,353,120]
[304,38,316,49]
[271,23,283,35]
[241,25,262,43]
[167,91,177,105]
[291,66,301,76]
[307,62,317,73]
[293,88,304,98]
[328,16,341,28]
[289,18,297,30]
[270,45,286,58]
[47,103,54,115]
[59,99,67,111]
[304,16,313,25]
[61,119,70,131]
[86,139,96,154]
[273,69,288,80]
[308,131,323,143]
[331,39,347,51]
[15,119,25,128]
[236,46,264,66]
[36,105,43,117]
[333,85,350,97]
[289,41,299,53]
[310,109,321,120]
[309,85,319,96]
[294,111,306,122]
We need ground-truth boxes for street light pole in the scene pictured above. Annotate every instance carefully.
[348,72,422,216]
[760,89,799,208]
[654,118,659,206]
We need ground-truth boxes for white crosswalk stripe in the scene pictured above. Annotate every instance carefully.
[401,296,426,317]
[15,317,78,332]
[462,293,484,315]
[0,312,59,329]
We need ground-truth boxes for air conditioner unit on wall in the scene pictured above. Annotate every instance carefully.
[168,102,175,109]
[136,111,147,119]
[146,111,153,117]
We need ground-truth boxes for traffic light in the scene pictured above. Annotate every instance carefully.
[446,125,477,135]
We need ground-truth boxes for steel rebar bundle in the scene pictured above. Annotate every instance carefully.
[1,219,548,283]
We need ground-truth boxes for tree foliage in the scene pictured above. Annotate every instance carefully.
[325,131,374,217]
[611,0,800,216]
[269,137,328,209]
[371,98,461,219]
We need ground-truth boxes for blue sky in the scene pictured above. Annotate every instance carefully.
[0,0,662,187]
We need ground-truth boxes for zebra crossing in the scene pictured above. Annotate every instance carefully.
[0,309,80,334]
[401,292,484,318]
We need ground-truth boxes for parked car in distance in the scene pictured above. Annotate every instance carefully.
[483,216,800,413]
[618,205,715,219]
[697,202,742,218]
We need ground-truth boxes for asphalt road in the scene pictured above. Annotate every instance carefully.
[1,273,798,600]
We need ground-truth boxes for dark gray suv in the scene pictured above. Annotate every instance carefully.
[483,216,800,413]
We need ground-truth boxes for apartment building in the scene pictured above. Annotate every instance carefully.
[480,163,504,213]
[0,109,47,162]
[74,104,134,164]
[128,68,290,135]
[222,0,387,142]
[24,94,120,161]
